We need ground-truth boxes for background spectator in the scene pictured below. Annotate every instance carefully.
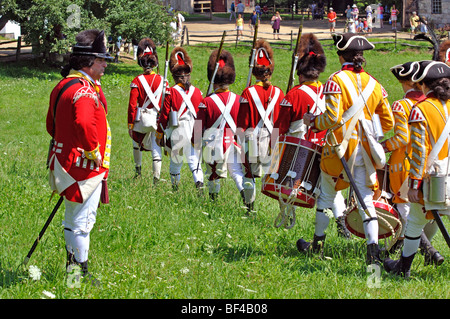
[271,11,282,40]
[229,1,236,21]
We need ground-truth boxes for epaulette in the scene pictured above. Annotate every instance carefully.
[198,102,207,109]
[239,96,249,103]
[130,82,138,88]
[408,107,426,123]
[279,98,292,107]
[391,101,405,114]
[73,79,99,106]
[380,84,388,99]
[323,79,341,94]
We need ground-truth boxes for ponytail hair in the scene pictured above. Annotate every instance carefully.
[338,50,366,72]
[425,77,450,101]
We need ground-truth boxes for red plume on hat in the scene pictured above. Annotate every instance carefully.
[296,33,326,78]
[137,38,158,69]
[207,49,235,85]
[252,39,274,78]
[169,47,192,75]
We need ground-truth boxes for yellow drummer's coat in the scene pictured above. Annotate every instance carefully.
[311,64,394,191]
[383,90,424,203]
[409,93,450,186]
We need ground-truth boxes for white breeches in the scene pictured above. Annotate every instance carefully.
[169,144,204,184]
[63,182,102,262]
[317,165,379,244]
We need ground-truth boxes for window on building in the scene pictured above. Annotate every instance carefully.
[432,0,442,14]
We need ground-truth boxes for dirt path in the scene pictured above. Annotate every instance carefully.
[183,16,409,44]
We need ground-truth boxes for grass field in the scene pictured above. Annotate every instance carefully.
[0,38,448,304]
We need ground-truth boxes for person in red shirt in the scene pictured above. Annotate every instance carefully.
[47,29,113,286]
[237,39,285,214]
[327,7,337,32]
[127,38,168,182]
[196,49,244,201]
[155,47,204,192]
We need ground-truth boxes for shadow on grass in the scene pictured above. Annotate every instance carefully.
[0,260,28,288]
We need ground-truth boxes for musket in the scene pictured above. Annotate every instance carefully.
[160,41,170,108]
[207,31,227,96]
[246,19,259,88]
[286,17,304,93]
[160,41,170,156]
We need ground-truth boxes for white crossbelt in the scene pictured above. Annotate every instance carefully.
[138,74,163,112]
[173,85,197,118]
[336,71,376,125]
[210,93,237,134]
[426,99,450,172]
[248,86,281,134]
[299,85,325,114]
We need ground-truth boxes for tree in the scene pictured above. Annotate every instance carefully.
[7,0,175,63]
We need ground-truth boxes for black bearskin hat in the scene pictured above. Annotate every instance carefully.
[296,33,326,79]
[169,47,193,76]
[207,49,235,85]
[252,39,274,78]
[137,38,158,70]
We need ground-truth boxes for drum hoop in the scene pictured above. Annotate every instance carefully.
[345,199,401,239]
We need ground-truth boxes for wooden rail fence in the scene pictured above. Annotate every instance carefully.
[0,36,33,62]
[179,26,446,52]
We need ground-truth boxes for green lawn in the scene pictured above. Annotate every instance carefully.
[0,40,448,302]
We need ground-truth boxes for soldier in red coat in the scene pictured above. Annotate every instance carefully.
[46,29,113,285]
[237,39,285,213]
[155,47,204,191]
[127,38,169,182]
[196,49,244,201]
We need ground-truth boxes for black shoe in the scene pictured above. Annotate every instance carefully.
[296,234,326,254]
[419,232,444,266]
[245,201,254,215]
[153,177,160,185]
[209,193,218,201]
[195,181,204,196]
[383,253,416,278]
[335,216,352,239]
[134,166,141,178]
[389,238,404,255]
[66,255,101,288]
[366,243,382,265]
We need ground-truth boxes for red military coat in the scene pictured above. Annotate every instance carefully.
[127,71,168,129]
[46,75,111,203]
[237,82,285,132]
[274,81,327,145]
[156,84,204,144]
[197,90,240,154]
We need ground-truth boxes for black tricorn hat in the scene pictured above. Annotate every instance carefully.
[332,33,375,51]
[207,49,235,85]
[390,62,419,81]
[411,60,450,83]
[72,30,113,60]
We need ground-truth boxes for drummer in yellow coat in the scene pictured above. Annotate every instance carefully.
[381,62,423,247]
[303,33,394,264]
[384,61,450,278]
